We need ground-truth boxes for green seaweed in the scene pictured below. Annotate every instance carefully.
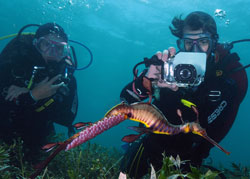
[156,154,220,179]
[222,162,250,178]
[1,135,250,179]
[0,143,10,172]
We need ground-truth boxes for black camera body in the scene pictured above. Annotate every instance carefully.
[163,52,207,87]
[32,58,74,97]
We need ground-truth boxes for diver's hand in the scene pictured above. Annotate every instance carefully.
[31,74,64,100]
[146,47,178,91]
[5,85,29,101]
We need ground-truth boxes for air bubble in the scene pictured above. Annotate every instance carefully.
[68,0,73,5]
[214,9,230,26]
[225,19,230,25]
[214,9,226,19]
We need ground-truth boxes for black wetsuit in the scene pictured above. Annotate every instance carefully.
[0,34,78,161]
[119,49,248,178]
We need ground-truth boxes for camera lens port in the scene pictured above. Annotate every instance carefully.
[174,64,197,84]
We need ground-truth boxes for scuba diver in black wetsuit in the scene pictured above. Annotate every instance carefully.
[119,11,248,178]
[0,23,92,162]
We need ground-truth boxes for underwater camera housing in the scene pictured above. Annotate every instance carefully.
[163,52,207,88]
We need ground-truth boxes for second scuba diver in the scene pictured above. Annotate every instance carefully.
[0,23,79,162]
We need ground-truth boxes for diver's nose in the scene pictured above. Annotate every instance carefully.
[192,44,200,52]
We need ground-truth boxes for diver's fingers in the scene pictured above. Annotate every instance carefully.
[48,74,61,85]
[168,47,176,57]
[6,90,20,101]
[156,49,171,62]
[5,85,18,100]
[162,50,169,62]
[6,87,28,101]
[156,51,162,60]
[9,93,18,101]
[5,92,13,101]
[7,85,16,94]
[51,82,64,91]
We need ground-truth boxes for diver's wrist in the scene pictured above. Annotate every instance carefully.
[29,90,38,102]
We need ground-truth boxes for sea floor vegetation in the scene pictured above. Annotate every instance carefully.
[0,135,249,179]
[0,134,122,179]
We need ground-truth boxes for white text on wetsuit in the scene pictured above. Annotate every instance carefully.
[208,100,227,124]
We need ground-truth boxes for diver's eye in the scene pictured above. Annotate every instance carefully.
[184,39,194,51]
[42,40,51,47]
[39,40,51,52]
[184,39,193,46]
[199,39,210,46]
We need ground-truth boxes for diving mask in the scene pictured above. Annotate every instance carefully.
[34,37,71,61]
[177,33,213,53]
